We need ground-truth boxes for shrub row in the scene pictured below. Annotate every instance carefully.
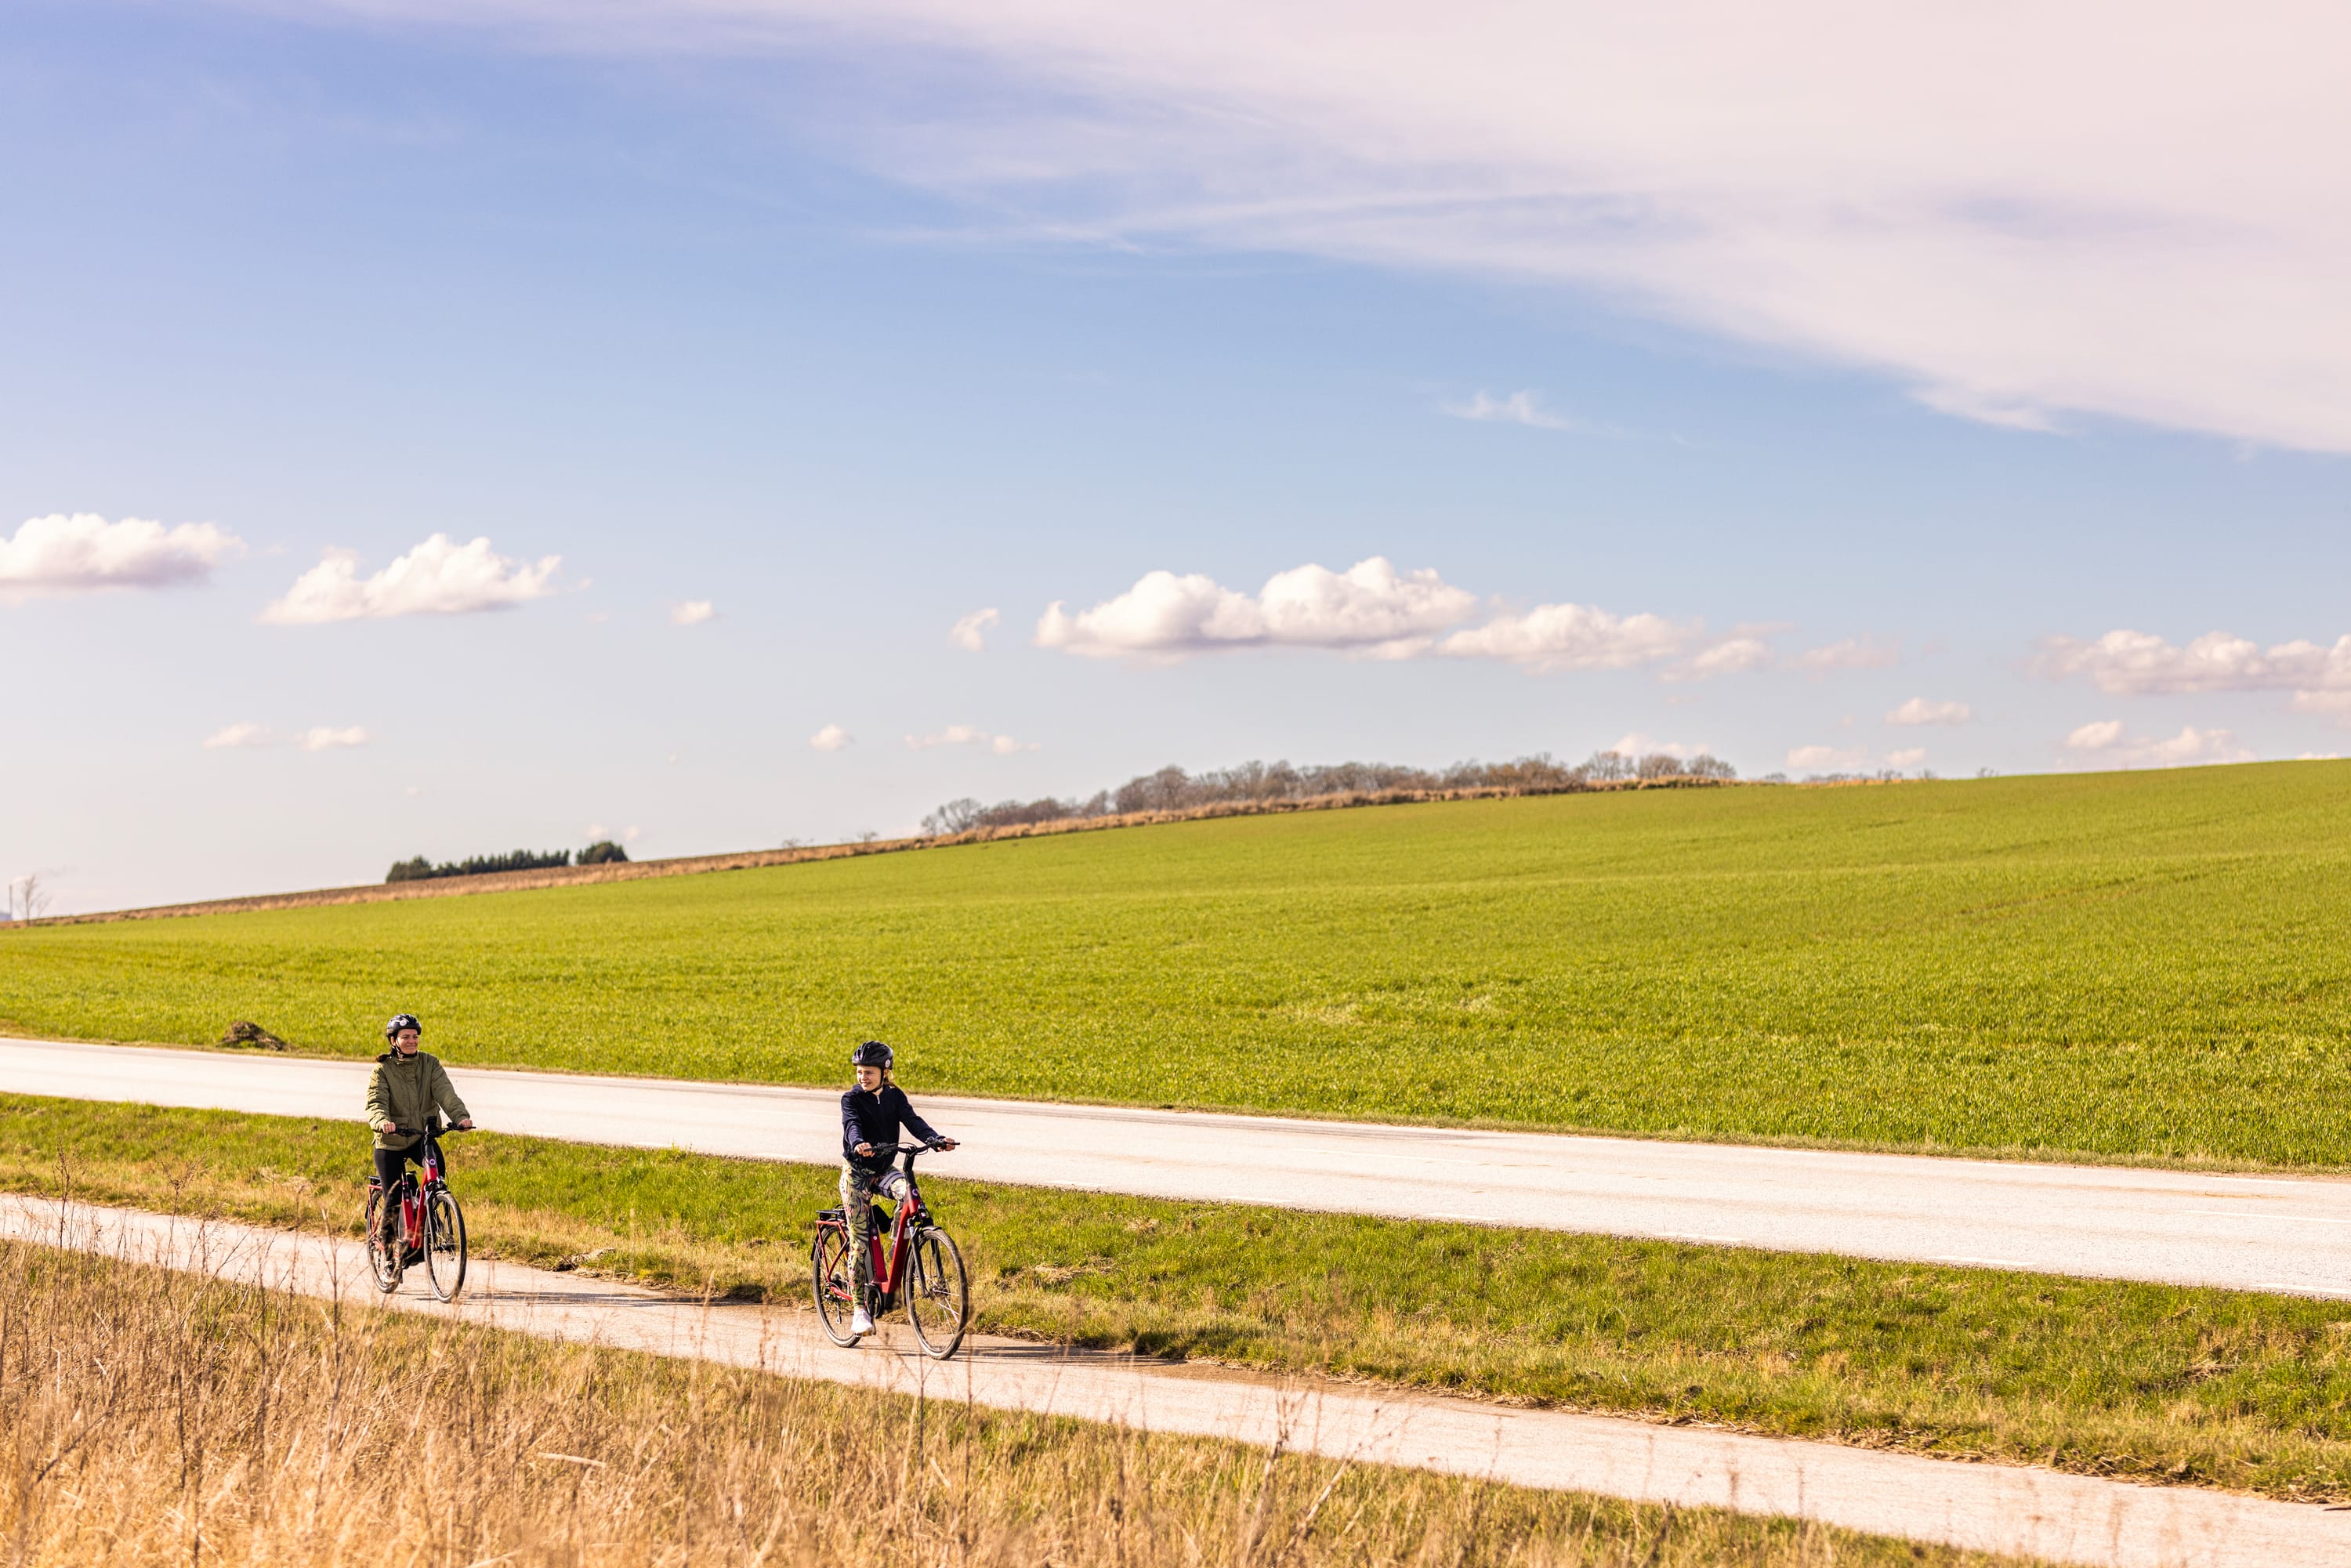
[922,750,1735,835]
[385,840,629,884]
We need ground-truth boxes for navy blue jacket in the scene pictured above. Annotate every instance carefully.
[841,1084,940,1174]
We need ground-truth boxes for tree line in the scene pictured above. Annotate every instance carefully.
[385,840,629,883]
[920,749,1737,835]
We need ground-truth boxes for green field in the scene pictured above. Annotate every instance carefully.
[8,762,2351,1163]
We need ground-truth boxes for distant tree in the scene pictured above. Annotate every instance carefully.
[385,849,571,883]
[578,840,629,865]
[854,829,881,844]
[1582,750,1636,782]
[922,798,984,835]
[1683,753,1738,780]
[386,856,434,884]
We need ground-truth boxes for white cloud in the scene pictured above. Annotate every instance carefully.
[260,534,560,624]
[907,724,1036,753]
[1609,733,1708,760]
[1038,556,1477,660]
[1441,389,1608,434]
[1887,697,1973,726]
[671,599,717,626]
[624,825,642,842]
[810,723,854,751]
[1787,744,1869,771]
[2040,628,2351,701]
[1440,602,1691,673]
[1,513,243,597]
[1664,636,1773,682]
[951,607,1002,650]
[2063,719,2254,769]
[201,722,273,750]
[295,726,370,751]
[1884,746,1928,768]
[290,1,2351,453]
[585,822,607,839]
[1796,637,1900,673]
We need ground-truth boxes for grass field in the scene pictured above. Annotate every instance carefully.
[7,762,2351,1163]
[3,1246,2021,1568]
[13,1094,2351,1502]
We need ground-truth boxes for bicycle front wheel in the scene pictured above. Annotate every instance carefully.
[422,1187,467,1302]
[363,1188,402,1295]
[905,1225,969,1360]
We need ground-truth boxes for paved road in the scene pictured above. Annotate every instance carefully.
[5,1037,2349,1297]
[7,1194,2346,1568]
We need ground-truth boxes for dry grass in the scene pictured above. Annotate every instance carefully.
[0,1240,2024,1568]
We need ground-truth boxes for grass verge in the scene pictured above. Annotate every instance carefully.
[0,1241,2028,1568]
[9,1093,2351,1503]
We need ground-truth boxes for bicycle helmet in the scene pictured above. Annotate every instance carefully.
[384,1012,422,1041]
[850,1040,893,1070]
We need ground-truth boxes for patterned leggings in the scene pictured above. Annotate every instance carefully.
[839,1164,913,1294]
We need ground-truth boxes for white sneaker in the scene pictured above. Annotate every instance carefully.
[850,1308,875,1335]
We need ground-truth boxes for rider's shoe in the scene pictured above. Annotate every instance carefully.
[850,1308,875,1335]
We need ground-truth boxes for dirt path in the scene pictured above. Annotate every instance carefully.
[8,1036,2350,1298]
[5,1193,2347,1567]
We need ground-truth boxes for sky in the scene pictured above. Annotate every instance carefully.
[4,0,2348,913]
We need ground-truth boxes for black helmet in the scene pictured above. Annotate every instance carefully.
[851,1040,893,1070]
[385,1012,422,1041]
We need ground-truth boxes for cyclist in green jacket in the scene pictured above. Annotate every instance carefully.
[365,1013,473,1251]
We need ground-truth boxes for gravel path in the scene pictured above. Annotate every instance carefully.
[6,1193,2349,1568]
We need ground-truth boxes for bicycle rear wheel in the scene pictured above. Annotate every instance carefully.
[362,1187,402,1294]
[905,1225,969,1360]
[422,1187,467,1302]
[811,1225,864,1345]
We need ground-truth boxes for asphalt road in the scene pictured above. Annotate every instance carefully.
[5,1036,2349,1297]
[12,1194,2347,1567]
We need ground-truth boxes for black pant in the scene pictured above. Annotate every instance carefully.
[371,1143,437,1235]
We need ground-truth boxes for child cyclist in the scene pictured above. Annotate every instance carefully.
[840,1040,958,1334]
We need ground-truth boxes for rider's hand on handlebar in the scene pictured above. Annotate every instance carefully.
[457,1118,475,1130]
[854,1141,875,1157]
[378,1119,399,1135]
[929,1137,958,1152]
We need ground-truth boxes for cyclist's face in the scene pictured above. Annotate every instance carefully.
[855,1064,882,1091]
[394,1028,420,1054]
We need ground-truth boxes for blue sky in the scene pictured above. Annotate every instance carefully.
[5,1,2347,912]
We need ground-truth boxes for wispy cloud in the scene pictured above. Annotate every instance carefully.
[906,724,1036,754]
[1609,732,1709,759]
[295,726,371,751]
[1786,743,1870,772]
[951,607,1002,651]
[2063,719,2253,769]
[671,599,717,626]
[1,513,243,598]
[810,723,854,751]
[1887,697,1972,726]
[1441,389,1614,436]
[261,534,560,624]
[1795,636,1900,673]
[271,1,2351,452]
[201,722,273,750]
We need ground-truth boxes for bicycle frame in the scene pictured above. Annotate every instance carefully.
[855,1148,931,1306]
[375,1124,452,1252]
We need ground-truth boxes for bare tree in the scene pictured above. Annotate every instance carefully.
[8,874,53,922]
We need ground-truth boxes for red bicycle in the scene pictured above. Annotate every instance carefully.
[813,1143,969,1359]
[364,1120,469,1302]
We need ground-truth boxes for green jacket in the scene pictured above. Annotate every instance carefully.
[364,1050,471,1150]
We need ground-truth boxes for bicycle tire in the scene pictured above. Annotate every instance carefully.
[362,1188,402,1295]
[422,1187,467,1302]
[811,1224,864,1345]
[904,1225,969,1360]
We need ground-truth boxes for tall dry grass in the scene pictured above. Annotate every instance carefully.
[0,1240,2020,1568]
